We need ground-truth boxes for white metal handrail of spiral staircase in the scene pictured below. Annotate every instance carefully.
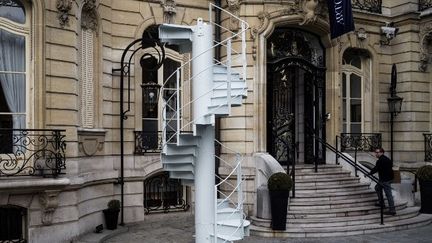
[160,3,249,242]
[214,139,247,242]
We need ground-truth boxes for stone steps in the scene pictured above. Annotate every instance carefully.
[289,196,378,210]
[251,163,432,237]
[250,214,432,238]
[295,182,371,193]
[295,176,360,186]
[251,207,421,228]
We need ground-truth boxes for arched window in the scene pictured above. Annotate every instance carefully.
[0,0,30,152]
[342,48,371,133]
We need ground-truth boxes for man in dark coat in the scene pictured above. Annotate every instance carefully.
[369,147,396,215]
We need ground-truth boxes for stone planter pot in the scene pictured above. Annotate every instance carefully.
[103,209,120,230]
[269,190,289,230]
[420,180,432,214]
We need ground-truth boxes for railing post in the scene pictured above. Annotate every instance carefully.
[336,136,340,165]
[176,69,181,143]
[214,187,217,243]
[236,158,244,238]
[354,145,358,177]
[241,22,247,81]
[162,100,167,146]
[227,39,232,110]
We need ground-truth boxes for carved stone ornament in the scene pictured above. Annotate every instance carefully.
[419,22,432,72]
[39,190,60,226]
[226,0,240,31]
[78,129,106,156]
[81,0,98,31]
[56,0,73,27]
[250,11,270,60]
[161,0,176,24]
[299,0,319,25]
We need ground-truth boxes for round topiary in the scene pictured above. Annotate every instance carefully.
[107,199,120,211]
[267,172,293,191]
[417,165,432,181]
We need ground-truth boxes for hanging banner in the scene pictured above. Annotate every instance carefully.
[327,0,355,39]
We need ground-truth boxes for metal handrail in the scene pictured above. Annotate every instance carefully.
[336,133,382,176]
[314,135,390,225]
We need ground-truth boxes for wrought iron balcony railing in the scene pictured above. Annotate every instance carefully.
[352,0,382,14]
[0,129,66,177]
[424,133,432,161]
[134,131,163,154]
[338,133,382,152]
[419,0,432,11]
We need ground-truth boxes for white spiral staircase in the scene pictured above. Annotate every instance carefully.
[159,4,249,243]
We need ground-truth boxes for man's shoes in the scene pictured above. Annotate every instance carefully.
[384,211,396,216]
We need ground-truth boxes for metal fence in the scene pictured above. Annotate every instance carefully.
[339,133,382,152]
[144,172,190,214]
[419,0,432,11]
[0,129,66,177]
[134,131,164,154]
[352,0,382,14]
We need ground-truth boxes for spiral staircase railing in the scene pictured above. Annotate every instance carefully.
[160,3,249,242]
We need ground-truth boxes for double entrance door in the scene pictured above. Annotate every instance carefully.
[267,58,326,167]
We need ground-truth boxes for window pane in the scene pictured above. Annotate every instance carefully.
[0,29,25,72]
[350,99,361,122]
[0,0,25,24]
[351,123,361,133]
[350,74,361,98]
[343,49,361,69]
[342,99,346,122]
[0,73,26,113]
[342,73,346,98]
[164,59,180,89]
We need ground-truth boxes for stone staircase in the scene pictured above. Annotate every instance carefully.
[251,164,432,237]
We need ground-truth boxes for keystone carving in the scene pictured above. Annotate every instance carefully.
[39,190,60,226]
[299,0,319,25]
[56,0,73,27]
[161,0,176,24]
[81,0,98,31]
[227,0,240,31]
[419,23,432,72]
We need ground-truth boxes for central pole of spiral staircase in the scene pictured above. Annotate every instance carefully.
[191,19,215,243]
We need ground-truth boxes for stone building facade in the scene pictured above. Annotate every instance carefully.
[1,0,432,242]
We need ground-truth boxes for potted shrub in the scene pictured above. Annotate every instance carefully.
[103,199,120,230]
[268,172,293,230]
[417,165,432,214]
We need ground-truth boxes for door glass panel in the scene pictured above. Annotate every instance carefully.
[351,123,361,133]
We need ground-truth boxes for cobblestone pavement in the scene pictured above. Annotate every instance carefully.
[105,212,432,243]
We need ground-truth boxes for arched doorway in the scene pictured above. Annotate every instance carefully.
[267,28,326,166]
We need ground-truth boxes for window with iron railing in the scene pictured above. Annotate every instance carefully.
[351,0,382,14]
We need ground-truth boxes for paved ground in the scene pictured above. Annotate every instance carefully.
[105,211,432,243]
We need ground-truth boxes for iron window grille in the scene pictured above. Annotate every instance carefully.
[351,0,382,14]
